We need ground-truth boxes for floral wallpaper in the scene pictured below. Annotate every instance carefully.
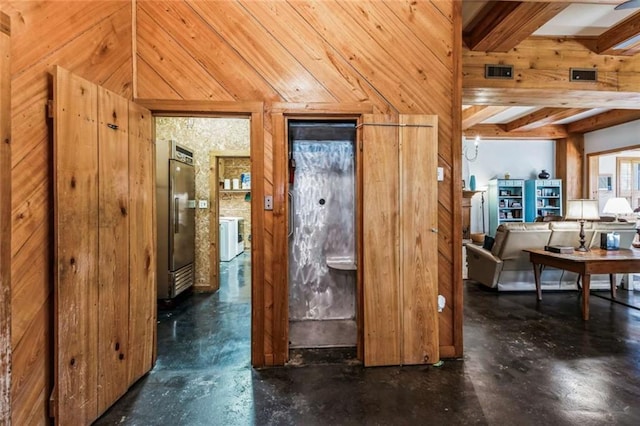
[155,117,250,288]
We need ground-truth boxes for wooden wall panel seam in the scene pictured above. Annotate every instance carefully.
[1,10,11,425]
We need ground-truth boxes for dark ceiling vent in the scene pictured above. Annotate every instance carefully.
[570,68,597,82]
[484,64,513,79]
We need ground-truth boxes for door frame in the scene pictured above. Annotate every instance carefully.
[209,150,250,293]
[271,103,373,364]
[587,144,640,201]
[134,100,265,365]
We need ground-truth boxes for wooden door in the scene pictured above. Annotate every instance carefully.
[362,114,439,366]
[208,152,222,293]
[52,66,155,425]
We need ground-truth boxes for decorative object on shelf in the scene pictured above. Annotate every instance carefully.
[602,197,633,221]
[464,135,480,162]
[504,172,510,179]
[469,175,477,191]
[565,199,600,251]
[538,169,550,179]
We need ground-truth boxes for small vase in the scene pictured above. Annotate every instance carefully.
[469,175,476,191]
[538,170,550,179]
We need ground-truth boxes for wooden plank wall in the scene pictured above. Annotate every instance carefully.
[0,0,461,421]
[1,11,11,425]
[135,0,462,364]
[1,2,133,423]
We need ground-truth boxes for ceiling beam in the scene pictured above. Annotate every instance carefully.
[464,2,570,52]
[464,124,568,140]
[503,108,590,132]
[593,11,640,56]
[462,105,510,130]
[463,87,640,109]
[566,109,640,134]
[463,38,640,108]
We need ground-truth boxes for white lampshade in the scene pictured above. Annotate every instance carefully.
[565,199,600,221]
[602,197,633,216]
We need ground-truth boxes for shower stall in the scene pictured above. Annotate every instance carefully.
[287,120,358,350]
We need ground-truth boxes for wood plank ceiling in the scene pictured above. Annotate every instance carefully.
[462,0,640,139]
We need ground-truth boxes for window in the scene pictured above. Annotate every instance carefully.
[598,174,612,191]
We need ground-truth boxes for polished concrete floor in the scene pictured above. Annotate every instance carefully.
[96,256,640,425]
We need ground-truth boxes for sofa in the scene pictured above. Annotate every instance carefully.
[465,221,638,291]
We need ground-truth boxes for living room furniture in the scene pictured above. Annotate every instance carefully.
[524,179,562,222]
[488,179,525,235]
[524,248,640,320]
[465,221,638,291]
[603,197,633,221]
[565,199,601,251]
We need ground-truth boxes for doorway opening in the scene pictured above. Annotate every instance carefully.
[587,146,640,307]
[154,116,252,365]
[286,119,359,354]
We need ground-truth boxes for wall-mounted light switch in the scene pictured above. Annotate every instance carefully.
[264,195,273,211]
[437,167,444,182]
[198,200,208,209]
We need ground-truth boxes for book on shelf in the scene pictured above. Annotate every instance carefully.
[544,245,574,254]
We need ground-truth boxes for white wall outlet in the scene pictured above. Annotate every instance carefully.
[437,167,444,182]
[198,200,208,209]
[264,195,273,211]
[438,295,446,312]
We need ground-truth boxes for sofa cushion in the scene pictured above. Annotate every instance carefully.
[548,221,594,248]
[491,222,551,258]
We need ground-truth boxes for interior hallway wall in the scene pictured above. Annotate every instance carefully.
[463,139,555,234]
[155,117,250,288]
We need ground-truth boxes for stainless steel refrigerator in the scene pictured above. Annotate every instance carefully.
[156,140,196,299]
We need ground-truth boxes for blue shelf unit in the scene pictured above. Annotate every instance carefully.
[488,179,526,236]
[525,179,563,222]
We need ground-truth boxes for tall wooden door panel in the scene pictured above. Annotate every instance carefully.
[362,114,439,366]
[53,66,155,425]
[362,114,401,366]
[127,102,156,384]
[97,87,131,413]
[399,115,439,365]
[53,66,100,424]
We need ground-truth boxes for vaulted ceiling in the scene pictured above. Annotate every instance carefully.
[462,0,640,139]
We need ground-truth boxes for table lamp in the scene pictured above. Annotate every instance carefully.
[602,197,633,221]
[565,199,600,251]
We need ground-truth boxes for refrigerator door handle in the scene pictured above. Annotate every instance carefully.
[288,191,294,238]
[174,197,180,234]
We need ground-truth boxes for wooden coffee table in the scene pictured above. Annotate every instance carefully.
[523,248,640,320]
